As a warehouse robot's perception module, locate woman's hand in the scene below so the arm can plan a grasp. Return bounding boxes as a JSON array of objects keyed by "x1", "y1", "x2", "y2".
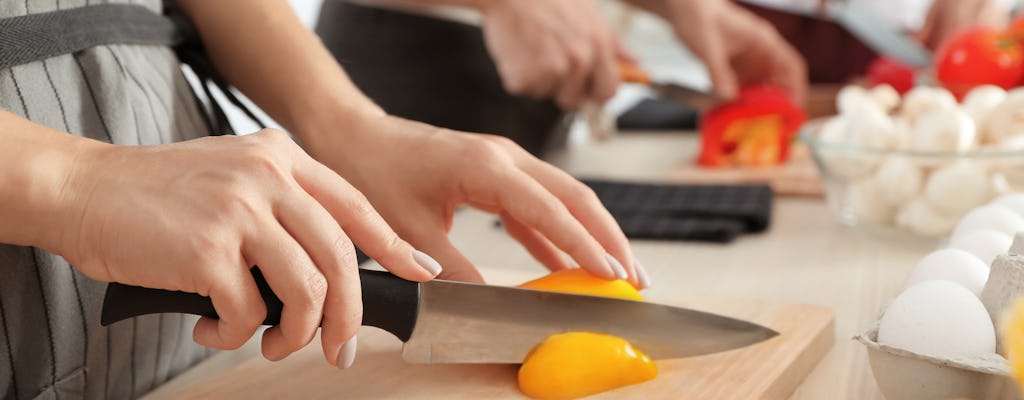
[
  {"x1": 918, "y1": 0, "x2": 1009, "y2": 50},
  {"x1": 57, "y1": 129, "x2": 442, "y2": 368},
  {"x1": 304, "y1": 115, "x2": 646, "y2": 288},
  {"x1": 478, "y1": 0, "x2": 631, "y2": 108},
  {"x1": 635, "y1": 0, "x2": 807, "y2": 103}
]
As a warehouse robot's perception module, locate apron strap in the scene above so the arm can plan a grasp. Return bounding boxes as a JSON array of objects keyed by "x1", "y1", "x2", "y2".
[{"x1": 0, "y1": 3, "x2": 265, "y2": 135}]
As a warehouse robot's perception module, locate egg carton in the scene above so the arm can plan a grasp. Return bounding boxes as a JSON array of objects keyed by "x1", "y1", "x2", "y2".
[{"x1": 857, "y1": 235, "x2": 1024, "y2": 399}]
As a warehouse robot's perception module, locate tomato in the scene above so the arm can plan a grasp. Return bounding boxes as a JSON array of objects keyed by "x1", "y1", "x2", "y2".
[
  {"x1": 1008, "y1": 14, "x2": 1024, "y2": 42},
  {"x1": 935, "y1": 27, "x2": 1024, "y2": 99},
  {"x1": 866, "y1": 57, "x2": 916, "y2": 95}
]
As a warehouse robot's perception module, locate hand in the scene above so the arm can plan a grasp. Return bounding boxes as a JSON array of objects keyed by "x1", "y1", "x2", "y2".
[
  {"x1": 478, "y1": 0, "x2": 630, "y2": 108},
  {"x1": 918, "y1": 0, "x2": 1009, "y2": 50},
  {"x1": 58, "y1": 130, "x2": 441, "y2": 367},
  {"x1": 305, "y1": 115, "x2": 645, "y2": 288},
  {"x1": 660, "y1": 0, "x2": 807, "y2": 103}
]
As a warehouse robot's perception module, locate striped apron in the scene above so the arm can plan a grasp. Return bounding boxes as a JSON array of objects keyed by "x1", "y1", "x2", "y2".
[{"x1": 0, "y1": 1, "x2": 216, "y2": 399}]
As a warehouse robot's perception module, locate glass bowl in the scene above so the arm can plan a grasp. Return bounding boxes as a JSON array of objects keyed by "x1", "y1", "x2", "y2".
[{"x1": 800, "y1": 117, "x2": 1024, "y2": 242}]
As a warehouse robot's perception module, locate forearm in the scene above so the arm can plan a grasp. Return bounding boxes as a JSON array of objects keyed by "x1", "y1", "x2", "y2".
[
  {"x1": 0, "y1": 111, "x2": 98, "y2": 252},
  {"x1": 176, "y1": 0, "x2": 385, "y2": 152}
]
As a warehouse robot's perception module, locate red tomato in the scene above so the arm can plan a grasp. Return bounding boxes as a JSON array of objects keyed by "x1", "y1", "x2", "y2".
[
  {"x1": 935, "y1": 27, "x2": 1024, "y2": 99},
  {"x1": 866, "y1": 57, "x2": 915, "y2": 94},
  {"x1": 1008, "y1": 14, "x2": 1024, "y2": 41}
]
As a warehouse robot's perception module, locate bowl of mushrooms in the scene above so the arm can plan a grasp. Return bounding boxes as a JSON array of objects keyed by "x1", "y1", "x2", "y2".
[{"x1": 801, "y1": 84, "x2": 1024, "y2": 241}]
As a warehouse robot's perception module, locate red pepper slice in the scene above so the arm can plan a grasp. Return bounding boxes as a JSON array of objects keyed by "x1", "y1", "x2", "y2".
[{"x1": 698, "y1": 85, "x2": 806, "y2": 168}]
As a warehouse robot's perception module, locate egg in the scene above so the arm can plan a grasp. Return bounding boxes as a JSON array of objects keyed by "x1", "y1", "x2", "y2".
[
  {"x1": 848, "y1": 180, "x2": 894, "y2": 224},
  {"x1": 873, "y1": 156, "x2": 923, "y2": 206},
  {"x1": 992, "y1": 193, "x2": 1024, "y2": 216},
  {"x1": 878, "y1": 280, "x2": 996, "y2": 357},
  {"x1": 896, "y1": 198, "x2": 958, "y2": 237},
  {"x1": 961, "y1": 85, "x2": 1007, "y2": 125},
  {"x1": 951, "y1": 203, "x2": 1024, "y2": 240},
  {"x1": 869, "y1": 84, "x2": 901, "y2": 112},
  {"x1": 912, "y1": 108, "x2": 976, "y2": 152},
  {"x1": 904, "y1": 249, "x2": 990, "y2": 295},
  {"x1": 923, "y1": 161, "x2": 991, "y2": 215},
  {"x1": 949, "y1": 229, "x2": 1013, "y2": 266},
  {"x1": 900, "y1": 86, "x2": 958, "y2": 124}
]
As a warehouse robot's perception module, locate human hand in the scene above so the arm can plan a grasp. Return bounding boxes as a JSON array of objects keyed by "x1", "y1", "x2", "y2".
[
  {"x1": 478, "y1": 0, "x2": 631, "y2": 108},
  {"x1": 659, "y1": 0, "x2": 807, "y2": 103},
  {"x1": 918, "y1": 0, "x2": 1009, "y2": 50},
  {"x1": 306, "y1": 115, "x2": 647, "y2": 288},
  {"x1": 58, "y1": 130, "x2": 441, "y2": 367}
]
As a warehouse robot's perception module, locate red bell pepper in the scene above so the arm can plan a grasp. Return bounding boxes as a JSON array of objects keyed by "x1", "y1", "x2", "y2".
[{"x1": 698, "y1": 85, "x2": 806, "y2": 168}]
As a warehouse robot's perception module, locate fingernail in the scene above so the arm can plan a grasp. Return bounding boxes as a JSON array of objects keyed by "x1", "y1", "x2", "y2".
[
  {"x1": 605, "y1": 253, "x2": 628, "y2": 280},
  {"x1": 412, "y1": 249, "x2": 443, "y2": 277},
  {"x1": 633, "y1": 259, "x2": 652, "y2": 289},
  {"x1": 337, "y1": 335, "x2": 358, "y2": 369}
]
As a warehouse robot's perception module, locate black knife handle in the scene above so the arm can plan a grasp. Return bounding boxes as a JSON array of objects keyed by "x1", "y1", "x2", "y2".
[{"x1": 100, "y1": 268, "x2": 420, "y2": 342}]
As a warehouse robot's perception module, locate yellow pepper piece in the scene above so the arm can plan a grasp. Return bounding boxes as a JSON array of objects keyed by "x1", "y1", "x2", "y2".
[
  {"x1": 1003, "y1": 298, "x2": 1024, "y2": 391},
  {"x1": 515, "y1": 269, "x2": 657, "y2": 400},
  {"x1": 517, "y1": 332, "x2": 658, "y2": 400},
  {"x1": 518, "y1": 269, "x2": 643, "y2": 301}
]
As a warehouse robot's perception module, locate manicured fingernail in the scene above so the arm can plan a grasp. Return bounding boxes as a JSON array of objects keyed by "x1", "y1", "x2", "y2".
[
  {"x1": 634, "y1": 259, "x2": 652, "y2": 289},
  {"x1": 337, "y1": 335, "x2": 357, "y2": 369},
  {"x1": 605, "y1": 253, "x2": 628, "y2": 280},
  {"x1": 412, "y1": 249, "x2": 443, "y2": 277}
]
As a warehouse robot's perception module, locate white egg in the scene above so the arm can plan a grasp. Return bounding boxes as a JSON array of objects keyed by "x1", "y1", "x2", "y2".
[
  {"x1": 992, "y1": 193, "x2": 1024, "y2": 216},
  {"x1": 912, "y1": 108, "x2": 976, "y2": 152},
  {"x1": 869, "y1": 84, "x2": 901, "y2": 112},
  {"x1": 837, "y1": 85, "x2": 872, "y2": 116},
  {"x1": 896, "y1": 198, "x2": 958, "y2": 237},
  {"x1": 961, "y1": 85, "x2": 1007, "y2": 125},
  {"x1": 923, "y1": 161, "x2": 991, "y2": 215},
  {"x1": 951, "y1": 203, "x2": 1024, "y2": 239},
  {"x1": 949, "y1": 229, "x2": 1013, "y2": 266},
  {"x1": 980, "y1": 95, "x2": 1024, "y2": 144},
  {"x1": 873, "y1": 156, "x2": 923, "y2": 206},
  {"x1": 900, "y1": 86, "x2": 958, "y2": 124},
  {"x1": 878, "y1": 280, "x2": 995, "y2": 357},
  {"x1": 905, "y1": 249, "x2": 989, "y2": 295},
  {"x1": 848, "y1": 180, "x2": 894, "y2": 224}
]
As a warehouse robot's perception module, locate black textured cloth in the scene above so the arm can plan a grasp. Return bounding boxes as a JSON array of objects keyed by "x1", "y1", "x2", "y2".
[{"x1": 582, "y1": 179, "x2": 774, "y2": 243}]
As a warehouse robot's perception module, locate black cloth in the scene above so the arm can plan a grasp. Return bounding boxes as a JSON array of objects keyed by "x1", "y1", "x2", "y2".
[
  {"x1": 314, "y1": 2, "x2": 568, "y2": 156},
  {"x1": 582, "y1": 179, "x2": 774, "y2": 243}
]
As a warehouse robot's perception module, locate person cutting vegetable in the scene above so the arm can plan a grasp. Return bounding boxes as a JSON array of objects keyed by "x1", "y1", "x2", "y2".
[
  {"x1": 316, "y1": 0, "x2": 808, "y2": 154},
  {"x1": 0, "y1": 1, "x2": 644, "y2": 399}
]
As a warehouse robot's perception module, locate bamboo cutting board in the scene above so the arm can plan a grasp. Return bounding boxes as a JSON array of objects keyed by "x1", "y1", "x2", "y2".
[{"x1": 167, "y1": 290, "x2": 834, "y2": 399}]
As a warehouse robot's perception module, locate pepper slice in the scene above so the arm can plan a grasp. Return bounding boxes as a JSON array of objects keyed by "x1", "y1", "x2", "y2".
[{"x1": 698, "y1": 85, "x2": 806, "y2": 168}]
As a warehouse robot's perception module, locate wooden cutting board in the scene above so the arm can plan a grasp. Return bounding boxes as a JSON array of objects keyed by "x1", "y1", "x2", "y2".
[
  {"x1": 167, "y1": 289, "x2": 834, "y2": 399},
  {"x1": 665, "y1": 143, "x2": 825, "y2": 198}
]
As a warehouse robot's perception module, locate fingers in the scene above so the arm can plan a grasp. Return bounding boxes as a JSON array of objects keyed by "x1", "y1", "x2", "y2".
[
  {"x1": 696, "y1": 28, "x2": 739, "y2": 100},
  {"x1": 500, "y1": 213, "x2": 574, "y2": 272},
  {"x1": 405, "y1": 223, "x2": 485, "y2": 283},
  {"x1": 243, "y1": 220, "x2": 326, "y2": 362},
  {"x1": 554, "y1": 38, "x2": 593, "y2": 109},
  {"x1": 590, "y1": 33, "x2": 622, "y2": 102},
  {"x1": 290, "y1": 156, "x2": 441, "y2": 282},
  {"x1": 275, "y1": 190, "x2": 362, "y2": 367},
  {"x1": 193, "y1": 261, "x2": 266, "y2": 350},
  {"x1": 516, "y1": 159, "x2": 641, "y2": 287},
  {"x1": 764, "y1": 31, "x2": 808, "y2": 105}
]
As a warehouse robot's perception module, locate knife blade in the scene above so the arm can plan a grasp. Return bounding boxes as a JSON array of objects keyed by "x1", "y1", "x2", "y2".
[
  {"x1": 101, "y1": 268, "x2": 777, "y2": 364},
  {"x1": 618, "y1": 60, "x2": 721, "y2": 112}
]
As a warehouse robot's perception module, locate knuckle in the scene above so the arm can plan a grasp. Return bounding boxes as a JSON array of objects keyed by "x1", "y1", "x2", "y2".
[
  {"x1": 462, "y1": 138, "x2": 506, "y2": 164},
  {"x1": 569, "y1": 182, "x2": 599, "y2": 204},
  {"x1": 300, "y1": 272, "x2": 329, "y2": 310}
]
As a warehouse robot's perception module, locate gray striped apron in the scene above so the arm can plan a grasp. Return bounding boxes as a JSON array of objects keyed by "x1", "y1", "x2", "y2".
[{"x1": 0, "y1": 1, "x2": 221, "y2": 399}]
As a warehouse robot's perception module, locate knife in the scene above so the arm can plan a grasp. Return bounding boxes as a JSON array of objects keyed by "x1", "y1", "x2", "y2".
[
  {"x1": 101, "y1": 268, "x2": 777, "y2": 364},
  {"x1": 618, "y1": 60, "x2": 721, "y2": 112}
]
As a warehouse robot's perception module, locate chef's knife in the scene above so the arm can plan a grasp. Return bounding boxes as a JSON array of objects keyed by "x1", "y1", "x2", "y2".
[
  {"x1": 101, "y1": 269, "x2": 777, "y2": 364},
  {"x1": 618, "y1": 60, "x2": 721, "y2": 112}
]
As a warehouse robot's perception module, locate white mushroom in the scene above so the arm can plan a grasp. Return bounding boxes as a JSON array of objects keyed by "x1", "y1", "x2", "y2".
[
  {"x1": 848, "y1": 179, "x2": 895, "y2": 224},
  {"x1": 869, "y1": 84, "x2": 901, "y2": 112},
  {"x1": 896, "y1": 197, "x2": 958, "y2": 236},
  {"x1": 836, "y1": 85, "x2": 873, "y2": 116},
  {"x1": 873, "y1": 156, "x2": 923, "y2": 206},
  {"x1": 900, "y1": 86, "x2": 958, "y2": 125},
  {"x1": 961, "y1": 85, "x2": 1006, "y2": 126},
  {"x1": 924, "y1": 161, "x2": 992, "y2": 215},
  {"x1": 912, "y1": 108, "x2": 976, "y2": 152},
  {"x1": 980, "y1": 94, "x2": 1024, "y2": 144}
]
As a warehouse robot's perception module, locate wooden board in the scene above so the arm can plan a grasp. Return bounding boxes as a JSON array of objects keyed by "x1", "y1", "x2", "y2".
[
  {"x1": 665, "y1": 143, "x2": 824, "y2": 198},
  {"x1": 168, "y1": 294, "x2": 834, "y2": 399}
]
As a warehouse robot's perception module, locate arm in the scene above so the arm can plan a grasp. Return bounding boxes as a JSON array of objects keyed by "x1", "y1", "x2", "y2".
[{"x1": 175, "y1": 0, "x2": 643, "y2": 286}]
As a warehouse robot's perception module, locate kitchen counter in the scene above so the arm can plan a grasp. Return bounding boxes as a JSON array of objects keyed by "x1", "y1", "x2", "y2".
[{"x1": 144, "y1": 132, "x2": 931, "y2": 399}]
